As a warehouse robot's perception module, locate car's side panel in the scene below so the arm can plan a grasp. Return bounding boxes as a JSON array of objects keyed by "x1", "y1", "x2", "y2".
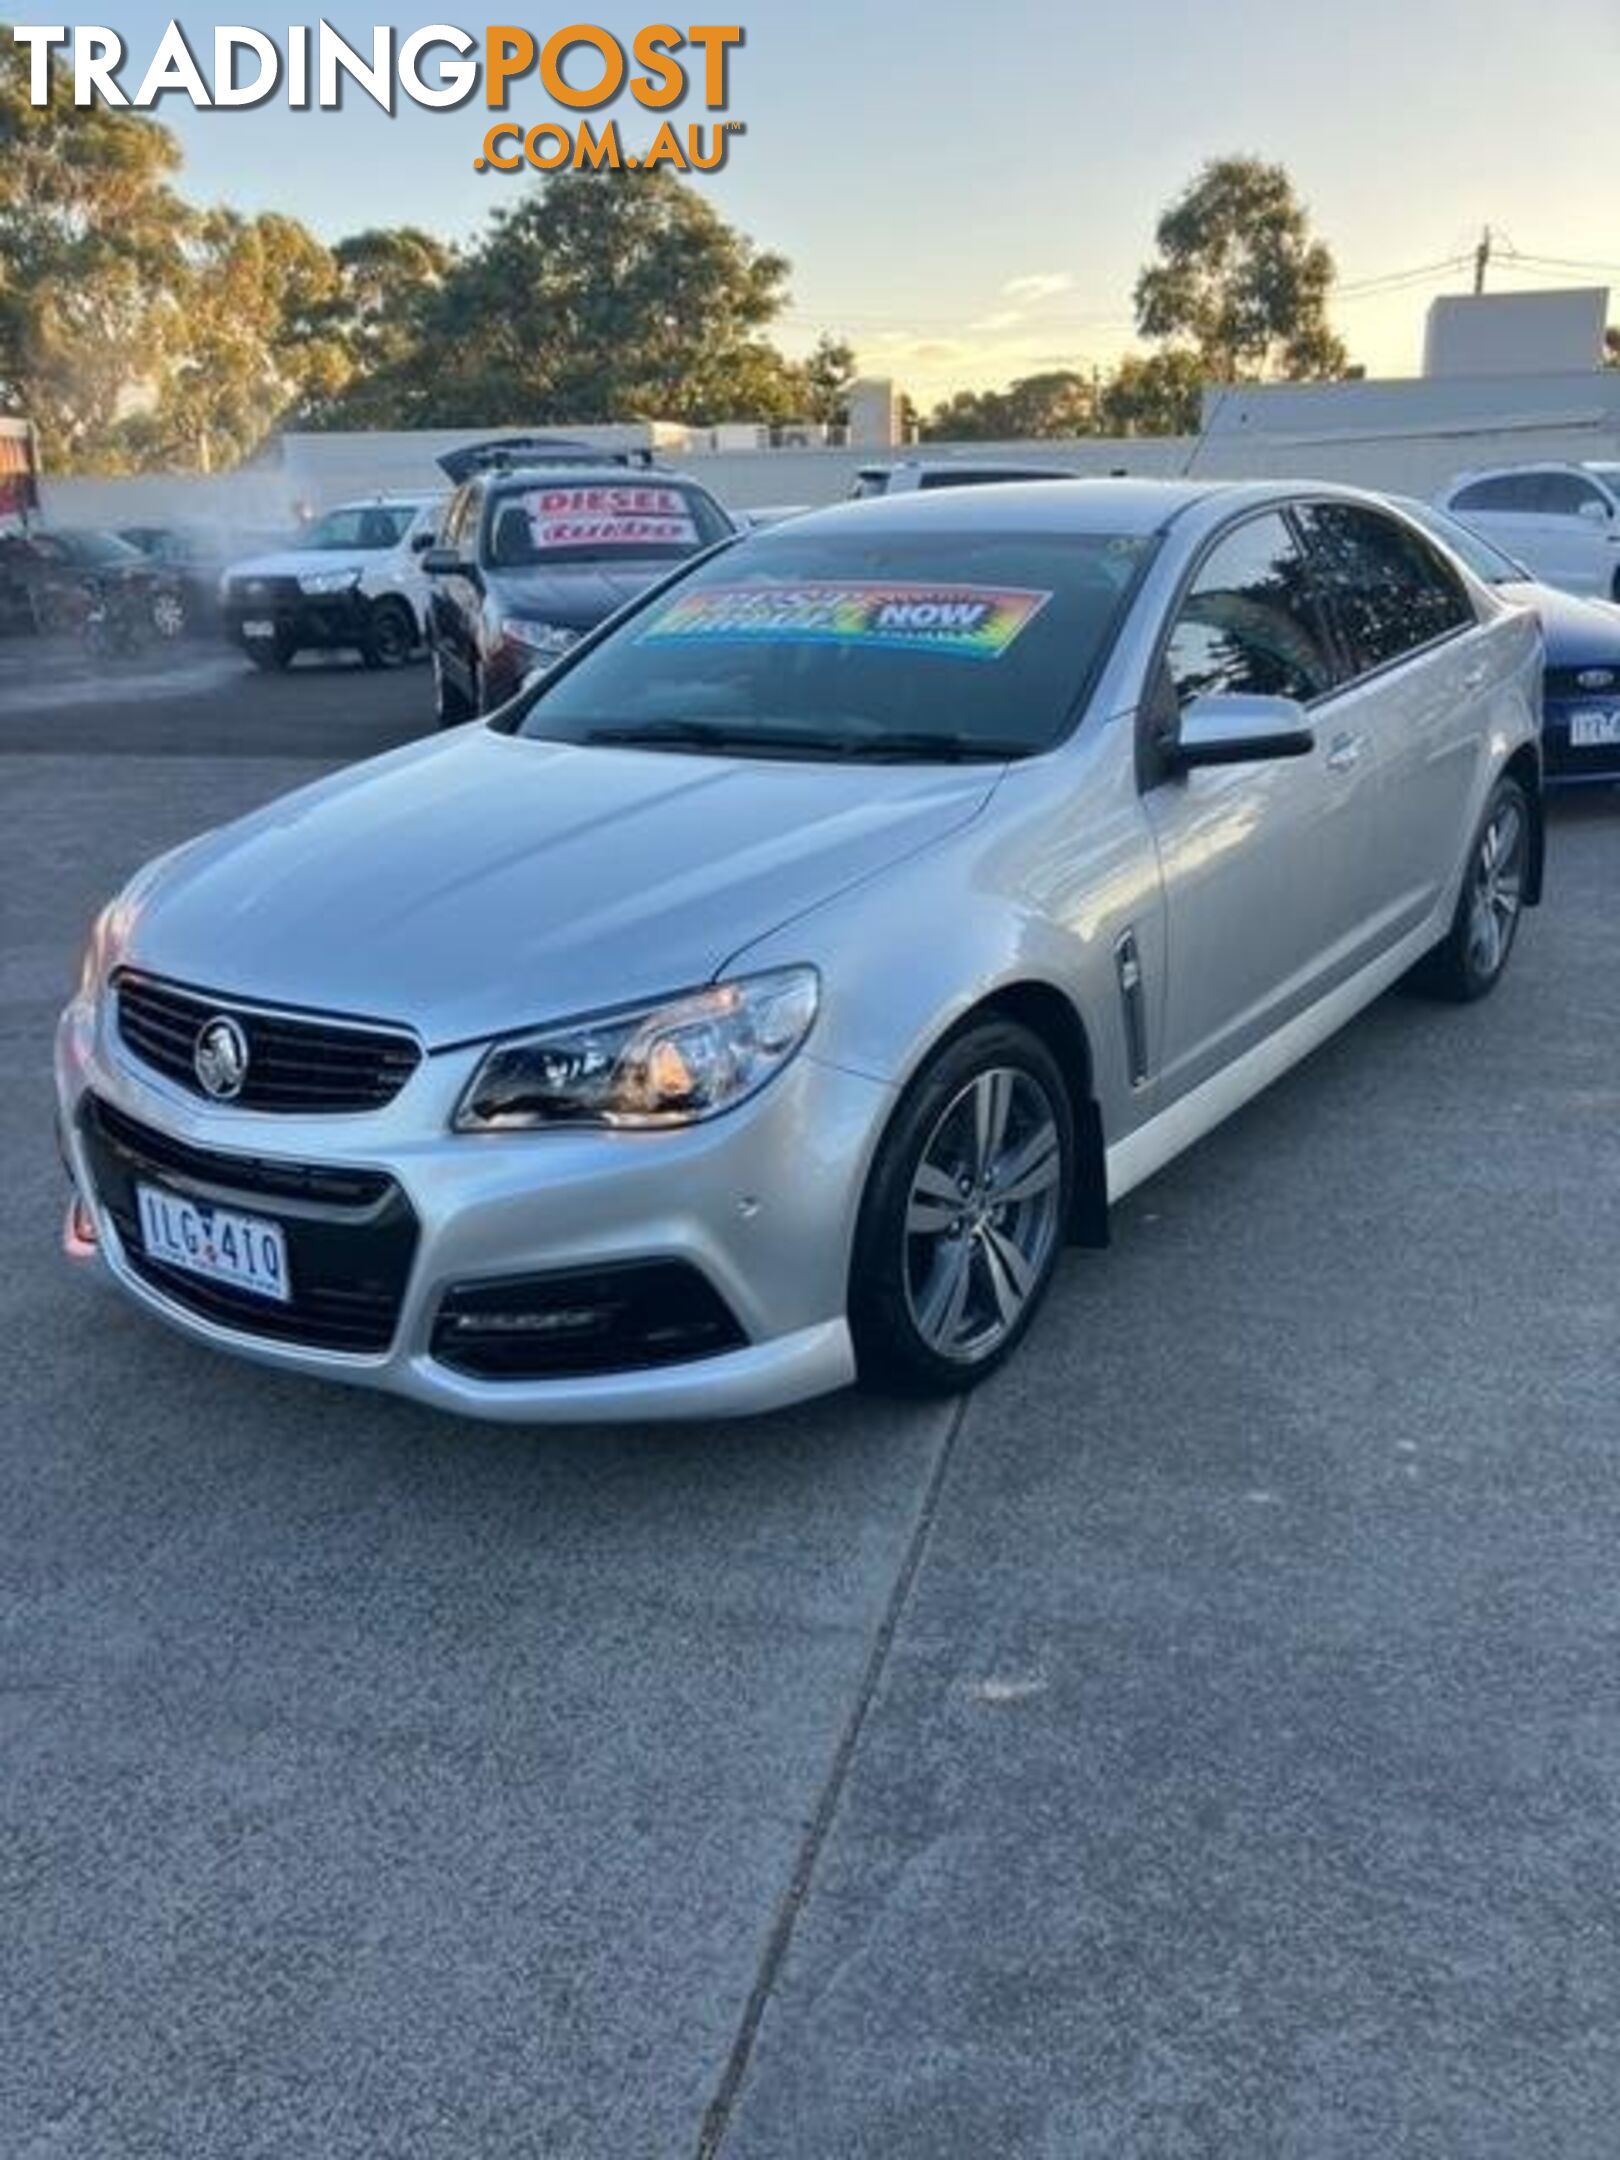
[{"x1": 722, "y1": 719, "x2": 1169, "y2": 1164}]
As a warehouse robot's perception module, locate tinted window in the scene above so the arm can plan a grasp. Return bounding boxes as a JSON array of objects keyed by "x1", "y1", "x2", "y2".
[
  {"x1": 53, "y1": 529, "x2": 145, "y2": 568},
  {"x1": 1296, "y1": 503, "x2": 1473, "y2": 676},
  {"x1": 299, "y1": 505, "x2": 418, "y2": 552},
  {"x1": 1392, "y1": 499, "x2": 1522, "y2": 583},
  {"x1": 483, "y1": 480, "x2": 729, "y2": 568},
  {"x1": 917, "y1": 468, "x2": 1067, "y2": 490},
  {"x1": 515, "y1": 526, "x2": 1159, "y2": 760},
  {"x1": 1534, "y1": 471, "x2": 1608, "y2": 516},
  {"x1": 1166, "y1": 512, "x2": 1337, "y2": 707},
  {"x1": 1451, "y1": 474, "x2": 1540, "y2": 513}
]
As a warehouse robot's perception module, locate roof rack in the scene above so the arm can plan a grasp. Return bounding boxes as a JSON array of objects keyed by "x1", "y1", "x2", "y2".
[{"x1": 437, "y1": 435, "x2": 663, "y2": 482}]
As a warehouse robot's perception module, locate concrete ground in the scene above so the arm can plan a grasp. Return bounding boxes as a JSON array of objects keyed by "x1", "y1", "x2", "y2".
[{"x1": 3, "y1": 642, "x2": 1619, "y2": 2159}]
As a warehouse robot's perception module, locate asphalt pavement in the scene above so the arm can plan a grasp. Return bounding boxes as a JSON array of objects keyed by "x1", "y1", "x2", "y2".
[{"x1": 4, "y1": 640, "x2": 1619, "y2": 2158}]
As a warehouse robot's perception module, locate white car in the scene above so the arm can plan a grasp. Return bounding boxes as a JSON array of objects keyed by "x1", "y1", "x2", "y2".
[
  {"x1": 849, "y1": 460, "x2": 1079, "y2": 500},
  {"x1": 221, "y1": 497, "x2": 444, "y2": 671},
  {"x1": 1438, "y1": 463, "x2": 1620, "y2": 600}
]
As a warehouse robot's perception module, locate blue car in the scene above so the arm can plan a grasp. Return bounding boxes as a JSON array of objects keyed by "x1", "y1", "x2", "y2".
[{"x1": 1398, "y1": 496, "x2": 1620, "y2": 784}]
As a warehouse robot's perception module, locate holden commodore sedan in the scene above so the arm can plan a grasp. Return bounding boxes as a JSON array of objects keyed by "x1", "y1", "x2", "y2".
[{"x1": 56, "y1": 482, "x2": 1543, "y2": 1422}]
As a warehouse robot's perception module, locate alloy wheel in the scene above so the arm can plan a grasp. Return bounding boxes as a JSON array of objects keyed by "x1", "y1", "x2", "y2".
[
  {"x1": 151, "y1": 591, "x2": 186, "y2": 639},
  {"x1": 1467, "y1": 796, "x2": 1524, "y2": 981},
  {"x1": 903, "y1": 1066, "x2": 1063, "y2": 1363}
]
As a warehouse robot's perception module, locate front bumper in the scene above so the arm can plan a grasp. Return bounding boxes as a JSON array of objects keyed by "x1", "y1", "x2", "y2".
[
  {"x1": 55, "y1": 993, "x2": 886, "y2": 1422},
  {"x1": 225, "y1": 588, "x2": 373, "y2": 656}
]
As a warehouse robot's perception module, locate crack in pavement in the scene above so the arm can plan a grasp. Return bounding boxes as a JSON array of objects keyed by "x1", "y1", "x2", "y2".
[{"x1": 693, "y1": 1391, "x2": 973, "y2": 2160}]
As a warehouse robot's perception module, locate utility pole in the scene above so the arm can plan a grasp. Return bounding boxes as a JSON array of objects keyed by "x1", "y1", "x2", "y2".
[{"x1": 1473, "y1": 225, "x2": 1492, "y2": 295}]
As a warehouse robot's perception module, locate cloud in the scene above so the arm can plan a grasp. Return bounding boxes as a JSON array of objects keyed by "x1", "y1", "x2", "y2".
[
  {"x1": 967, "y1": 308, "x2": 1025, "y2": 332},
  {"x1": 1002, "y1": 272, "x2": 1073, "y2": 303}
]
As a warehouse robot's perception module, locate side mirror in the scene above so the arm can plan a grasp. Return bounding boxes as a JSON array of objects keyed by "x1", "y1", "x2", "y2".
[
  {"x1": 1577, "y1": 497, "x2": 1611, "y2": 523},
  {"x1": 422, "y1": 546, "x2": 477, "y2": 585},
  {"x1": 410, "y1": 529, "x2": 437, "y2": 555},
  {"x1": 1174, "y1": 692, "x2": 1316, "y2": 768}
]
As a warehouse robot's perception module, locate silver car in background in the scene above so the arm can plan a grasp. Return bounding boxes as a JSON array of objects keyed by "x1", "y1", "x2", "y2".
[{"x1": 57, "y1": 481, "x2": 1542, "y2": 1422}]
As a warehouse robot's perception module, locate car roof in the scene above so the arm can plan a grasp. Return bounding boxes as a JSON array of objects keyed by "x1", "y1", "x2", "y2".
[{"x1": 785, "y1": 476, "x2": 1238, "y2": 538}]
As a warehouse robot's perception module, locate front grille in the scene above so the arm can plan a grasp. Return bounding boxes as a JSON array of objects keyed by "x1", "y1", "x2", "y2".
[
  {"x1": 431, "y1": 1262, "x2": 746, "y2": 1380},
  {"x1": 78, "y1": 1095, "x2": 418, "y2": 1355},
  {"x1": 116, "y1": 972, "x2": 421, "y2": 1115},
  {"x1": 1546, "y1": 665, "x2": 1620, "y2": 701},
  {"x1": 229, "y1": 574, "x2": 302, "y2": 607}
]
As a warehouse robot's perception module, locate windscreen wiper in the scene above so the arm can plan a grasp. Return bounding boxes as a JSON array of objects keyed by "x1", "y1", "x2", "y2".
[{"x1": 580, "y1": 721, "x2": 1016, "y2": 763}]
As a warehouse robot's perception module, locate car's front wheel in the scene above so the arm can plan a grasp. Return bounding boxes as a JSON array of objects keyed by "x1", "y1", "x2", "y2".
[
  {"x1": 432, "y1": 644, "x2": 474, "y2": 726},
  {"x1": 850, "y1": 1019, "x2": 1074, "y2": 1394},
  {"x1": 1414, "y1": 773, "x2": 1530, "y2": 1002},
  {"x1": 363, "y1": 599, "x2": 416, "y2": 670}
]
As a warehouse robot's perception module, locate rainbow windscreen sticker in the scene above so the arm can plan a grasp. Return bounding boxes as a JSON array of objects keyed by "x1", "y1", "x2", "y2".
[{"x1": 638, "y1": 581, "x2": 1052, "y2": 661}]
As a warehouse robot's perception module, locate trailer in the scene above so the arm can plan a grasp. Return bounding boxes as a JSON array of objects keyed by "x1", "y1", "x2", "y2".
[{"x1": 0, "y1": 417, "x2": 40, "y2": 525}]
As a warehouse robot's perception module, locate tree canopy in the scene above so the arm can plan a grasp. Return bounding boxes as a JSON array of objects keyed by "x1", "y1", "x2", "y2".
[
  {"x1": 923, "y1": 370, "x2": 1097, "y2": 442},
  {"x1": 1133, "y1": 155, "x2": 1347, "y2": 383},
  {"x1": 0, "y1": 37, "x2": 1354, "y2": 473}
]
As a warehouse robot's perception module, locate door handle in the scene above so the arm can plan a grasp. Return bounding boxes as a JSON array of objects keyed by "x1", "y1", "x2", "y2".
[{"x1": 1325, "y1": 732, "x2": 1366, "y2": 773}]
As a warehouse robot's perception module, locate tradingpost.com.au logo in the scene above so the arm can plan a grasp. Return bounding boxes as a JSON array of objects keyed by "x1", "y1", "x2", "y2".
[{"x1": 10, "y1": 21, "x2": 748, "y2": 174}]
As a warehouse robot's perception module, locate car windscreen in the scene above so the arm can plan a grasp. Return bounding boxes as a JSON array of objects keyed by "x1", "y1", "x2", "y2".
[
  {"x1": 55, "y1": 529, "x2": 146, "y2": 568},
  {"x1": 483, "y1": 481, "x2": 729, "y2": 569},
  {"x1": 298, "y1": 506, "x2": 419, "y2": 552},
  {"x1": 514, "y1": 526, "x2": 1158, "y2": 761}
]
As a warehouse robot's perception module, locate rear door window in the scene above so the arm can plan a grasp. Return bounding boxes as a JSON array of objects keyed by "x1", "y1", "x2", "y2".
[
  {"x1": 1294, "y1": 502, "x2": 1474, "y2": 678},
  {"x1": 1450, "y1": 474, "x2": 1542, "y2": 514}
]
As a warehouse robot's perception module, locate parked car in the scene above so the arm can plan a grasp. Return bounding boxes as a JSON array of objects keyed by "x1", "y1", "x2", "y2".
[
  {"x1": 57, "y1": 481, "x2": 1542, "y2": 1424},
  {"x1": 220, "y1": 497, "x2": 443, "y2": 671},
  {"x1": 849, "y1": 460, "x2": 1079, "y2": 499},
  {"x1": 423, "y1": 462, "x2": 736, "y2": 723},
  {"x1": 0, "y1": 525, "x2": 188, "y2": 641},
  {"x1": 1437, "y1": 461, "x2": 1620, "y2": 599},
  {"x1": 118, "y1": 523, "x2": 238, "y2": 634},
  {"x1": 1394, "y1": 495, "x2": 1620, "y2": 782}
]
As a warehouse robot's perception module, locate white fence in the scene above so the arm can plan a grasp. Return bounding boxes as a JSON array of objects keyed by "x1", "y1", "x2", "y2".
[{"x1": 36, "y1": 413, "x2": 1620, "y2": 531}]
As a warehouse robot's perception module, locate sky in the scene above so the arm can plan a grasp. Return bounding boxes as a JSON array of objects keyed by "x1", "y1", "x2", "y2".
[{"x1": 43, "y1": 1, "x2": 1620, "y2": 404}]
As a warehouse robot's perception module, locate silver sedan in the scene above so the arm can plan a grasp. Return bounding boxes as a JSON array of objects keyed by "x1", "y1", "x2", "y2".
[{"x1": 56, "y1": 481, "x2": 1543, "y2": 1421}]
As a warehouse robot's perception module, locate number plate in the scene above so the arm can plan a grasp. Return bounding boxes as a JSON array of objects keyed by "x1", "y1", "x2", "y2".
[
  {"x1": 241, "y1": 618, "x2": 277, "y2": 638},
  {"x1": 136, "y1": 1183, "x2": 290, "y2": 1304},
  {"x1": 1568, "y1": 707, "x2": 1620, "y2": 748}
]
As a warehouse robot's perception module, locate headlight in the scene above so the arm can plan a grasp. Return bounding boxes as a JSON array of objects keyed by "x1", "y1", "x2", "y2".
[
  {"x1": 297, "y1": 567, "x2": 362, "y2": 596},
  {"x1": 499, "y1": 617, "x2": 578, "y2": 662},
  {"x1": 453, "y1": 967, "x2": 820, "y2": 1132}
]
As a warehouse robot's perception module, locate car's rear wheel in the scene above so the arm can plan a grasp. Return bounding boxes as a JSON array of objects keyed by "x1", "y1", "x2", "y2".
[
  {"x1": 850, "y1": 1019, "x2": 1074, "y2": 1394},
  {"x1": 1413, "y1": 773, "x2": 1530, "y2": 1002},
  {"x1": 150, "y1": 589, "x2": 187, "y2": 640},
  {"x1": 433, "y1": 644, "x2": 474, "y2": 727},
  {"x1": 363, "y1": 599, "x2": 415, "y2": 670}
]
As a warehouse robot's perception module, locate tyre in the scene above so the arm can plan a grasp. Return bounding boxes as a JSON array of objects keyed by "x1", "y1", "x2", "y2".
[
  {"x1": 245, "y1": 635, "x2": 294, "y2": 672},
  {"x1": 150, "y1": 589, "x2": 187, "y2": 641},
  {"x1": 363, "y1": 599, "x2": 415, "y2": 670},
  {"x1": 433, "y1": 644, "x2": 474, "y2": 727},
  {"x1": 850, "y1": 1018, "x2": 1075, "y2": 1394},
  {"x1": 1412, "y1": 773, "x2": 1530, "y2": 1002}
]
